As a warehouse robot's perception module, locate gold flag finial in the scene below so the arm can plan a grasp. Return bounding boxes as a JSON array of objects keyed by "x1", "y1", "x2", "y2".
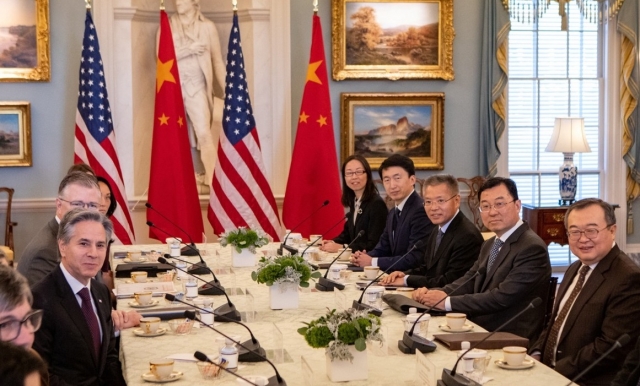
[
  {"x1": 233, "y1": 0, "x2": 238, "y2": 11},
  {"x1": 313, "y1": 0, "x2": 318, "y2": 12},
  {"x1": 85, "y1": 0, "x2": 91, "y2": 10},
  {"x1": 160, "y1": 0, "x2": 165, "y2": 11}
]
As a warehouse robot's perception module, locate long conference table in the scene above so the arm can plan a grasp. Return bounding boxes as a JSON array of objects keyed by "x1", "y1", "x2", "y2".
[{"x1": 111, "y1": 243, "x2": 571, "y2": 386}]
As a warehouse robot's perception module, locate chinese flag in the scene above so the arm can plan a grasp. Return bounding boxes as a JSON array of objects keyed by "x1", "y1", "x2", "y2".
[
  {"x1": 283, "y1": 14, "x2": 344, "y2": 238},
  {"x1": 147, "y1": 10, "x2": 204, "y2": 243}
]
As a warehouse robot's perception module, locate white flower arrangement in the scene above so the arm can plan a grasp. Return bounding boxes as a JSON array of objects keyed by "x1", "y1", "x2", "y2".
[{"x1": 219, "y1": 227, "x2": 269, "y2": 253}]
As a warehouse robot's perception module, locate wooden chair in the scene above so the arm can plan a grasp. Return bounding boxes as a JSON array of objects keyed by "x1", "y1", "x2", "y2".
[
  {"x1": 457, "y1": 176, "x2": 487, "y2": 231},
  {"x1": 0, "y1": 187, "x2": 17, "y2": 251},
  {"x1": 543, "y1": 276, "x2": 559, "y2": 331}
]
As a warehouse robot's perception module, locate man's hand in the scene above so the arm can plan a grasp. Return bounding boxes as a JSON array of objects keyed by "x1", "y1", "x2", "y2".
[
  {"x1": 352, "y1": 251, "x2": 372, "y2": 267},
  {"x1": 379, "y1": 271, "x2": 405, "y2": 286},
  {"x1": 320, "y1": 240, "x2": 341, "y2": 253},
  {"x1": 414, "y1": 289, "x2": 448, "y2": 310},
  {"x1": 112, "y1": 310, "x2": 142, "y2": 331}
]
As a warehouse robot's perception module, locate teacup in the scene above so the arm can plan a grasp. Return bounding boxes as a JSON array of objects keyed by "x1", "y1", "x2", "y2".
[
  {"x1": 309, "y1": 234, "x2": 323, "y2": 245},
  {"x1": 446, "y1": 313, "x2": 467, "y2": 330},
  {"x1": 140, "y1": 317, "x2": 161, "y2": 334},
  {"x1": 134, "y1": 291, "x2": 153, "y2": 306},
  {"x1": 150, "y1": 359, "x2": 174, "y2": 380},
  {"x1": 130, "y1": 271, "x2": 147, "y2": 283},
  {"x1": 128, "y1": 251, "x2": 144, "y2": 262},
  {"x1": 339, "y1": 269, "x2": 353, "y2": 280},
  {"x1": 339, "y1": 248, "x2": 352, "y2": 260},
  {"x1": 157, "y1": 271, "x2": 175, "y2": 282},
  {"x1": 502, "y1": 346, "x2": 527, "y2": 366},
  {"x1": 363, "y1": 266, "x2": 379, "y2": 280}
]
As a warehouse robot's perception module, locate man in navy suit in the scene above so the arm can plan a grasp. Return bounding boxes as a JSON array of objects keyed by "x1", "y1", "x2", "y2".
[
  {"x1": 32, "y1": 209, "x2": 126, "y2": 386},
  {"x1": 352, "y1": 154, "x2": 433, "y2": 272}
]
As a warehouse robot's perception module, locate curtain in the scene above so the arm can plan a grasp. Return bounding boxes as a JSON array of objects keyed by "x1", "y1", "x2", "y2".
[
  {"x1": 619, "y1": 0, "x2": 640, "y2": 232},
  {"x1": 479, "y1": 0, "x2": 511, "y2": 177}
]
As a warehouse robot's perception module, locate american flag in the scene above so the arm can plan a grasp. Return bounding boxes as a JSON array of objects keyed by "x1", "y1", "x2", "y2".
[
  {"x1": 208, "y1": 14, "x2": 282, "y2": 241},
  {"x1": 74, "y1": 10, "x2": 135, "y2": 244}
]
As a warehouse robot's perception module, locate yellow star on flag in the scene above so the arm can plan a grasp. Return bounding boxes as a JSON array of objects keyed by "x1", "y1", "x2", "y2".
[
  {"x1": 156, "y1": 58, "x2": 176, "y2": 92},
  {"x1": 317, "y1": 115, "x2": 327, "y2": 127},
  {"x1": 177, "y1": 116, "x2": 184, "y2": 127},
  {"x1": 306, "y1": 60, "x2": 322, "y2": 85},
  {"x1": 158, "y1": 114, "x2": 170, "y2": 125},
  {"x1": 299, "y1": 112, "x2": 309, "y2": 123}
]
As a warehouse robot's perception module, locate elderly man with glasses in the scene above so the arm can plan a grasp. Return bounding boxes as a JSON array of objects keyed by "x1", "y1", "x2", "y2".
[
  {"x1": 530, "y1": 198, "x2": 640, "y2": 385},
  {"x1": 0, "y1": 265, "x2": 42, "y2": 349}
]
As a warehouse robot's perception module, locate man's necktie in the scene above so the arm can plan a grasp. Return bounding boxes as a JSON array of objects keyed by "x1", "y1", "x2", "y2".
[
  {"x1": 392, "y1": 208, "x2": 400, "y2": 240},
  {"x1": 487, "y1": 238, "x2": 504, "y2": 271},
  {"x1": 78, "y1": 287, "x2": 101, "y2": 357},
  {"x1": 543, "y1": 265, "x2": 590, "y2": 366},
  {"x1": 435, "y1": 229, "x2": 444, "y2": 252}
]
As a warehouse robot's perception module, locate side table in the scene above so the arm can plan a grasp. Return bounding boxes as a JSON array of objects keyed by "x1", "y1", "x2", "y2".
[{"x1": 522, "y1": 204, "x2": 569, "y2": 246}]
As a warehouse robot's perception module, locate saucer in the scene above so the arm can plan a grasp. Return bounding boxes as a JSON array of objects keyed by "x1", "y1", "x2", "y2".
[
  {"x1": 438, "y1": 323, "x2": 474, "y2": 333},
  {"x1": 358, "y1": 275, "x2": 377, "y2": 280},
  {"x1": 495, "y1": 358, "x2": 535, "y2": 370},
  {"x1": 133, "y1": 327, "x2": 167, "y2": 337},
  {"x1": 128, "y1": 300, "x2": 159, "y2": 308},
  {"x1": 141, "y1": 371, "x2": 183, "y2": 383}
]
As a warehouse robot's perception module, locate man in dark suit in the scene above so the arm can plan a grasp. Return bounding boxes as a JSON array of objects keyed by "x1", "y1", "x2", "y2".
[
  {"x1": 530, "y1": 198, "x2": 640, "y2": 386},
  {"x1": 414, "y1": 177, "x2": 551, "y2": 341},
  {"x1": 18, "y1": 172, "x2": 102, "y2": 287},
  {"x1": 380, "y1": 174, "x2": 483, "y2": 288},
  {"x1": 352, "y1": 154, "x2": 433, "y2": 272},
  {"x1": 32, "y1": 209, "x2": 126, "y2": 386}
]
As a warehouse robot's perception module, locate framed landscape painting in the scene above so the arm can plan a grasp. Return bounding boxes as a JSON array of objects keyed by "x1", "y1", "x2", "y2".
[
  {"x1": 0, "y1": 102, "x2": 32, "y2": 167},
  {"x1": 341, "y1": 93, "x2": 444, "y2": 170},
  {"x1": 0, "y1": 0, "x2": 50, "y2": 82},
  {"x1": 331, "y1": 0, "x2": 454, "y2": 81}
]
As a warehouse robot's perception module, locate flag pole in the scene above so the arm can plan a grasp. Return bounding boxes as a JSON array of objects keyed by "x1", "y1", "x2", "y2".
[{"x1": 313, "y1": 0, "x2": 318, "y2": 12}]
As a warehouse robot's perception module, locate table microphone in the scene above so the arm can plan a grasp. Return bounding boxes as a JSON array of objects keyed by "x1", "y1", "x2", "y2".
[
  {"x1": 315, "y1": 230, "x2": 364, "y2": 292},
  {"x1": 438, "y1": 297, "x2": 542, "y2": 386},
  {"x1": 299, "y1": 213, "x2": 349, "y2": 258},
  {"x1": 194, "y1": 351, "x2": 259, "y2": 386},
  {"x1": 278, "y1": 199, "x2": 330, "y2": 255},
  {"x1": 162, "y1": 268, "x2": 241, "y2": 322},
  {"x1": 564, "y1": 333, "x2": 630, "y2": 386},
  {"x1": 399, "y1": 266, "x2": 487, "y2": 354},
  {"x1": 168, "y1": 296, "x2": 267, "y2": 363},
  {"x1": 352, "y1": 241, "x2": 423, "y2": 317},
  {"x1": 147, "y1": 220, "x2": 209, "y2": 275},
  {"x1": 146, "y1": 202, "x2": 200, "y2": 256},
  {"x1": 185, "y1": 311, "x2": 287, "y2": 386},
  {"x1": 161, "y1": 254, "x2": 224, "y2": 296}
]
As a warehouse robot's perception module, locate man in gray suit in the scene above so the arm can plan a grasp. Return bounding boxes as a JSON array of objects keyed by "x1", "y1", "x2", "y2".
[
  {"x1": 414, "y1": 177, "x2": 551, "y2": 341},
  {"x1": 18, "y1": 172, "x2": 102, "y2": 287}
]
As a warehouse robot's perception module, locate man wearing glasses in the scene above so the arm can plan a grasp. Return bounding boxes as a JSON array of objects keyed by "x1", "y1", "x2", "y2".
[
  {"x1": 0, "y1": 265, "x2": 42, "y2": 349},
  {"x1": 18, "y1": 171, "x2": 102, "y2": 287},
  {"x1": 380, "y1": 174, "x2": 483, "y2": 288},
  {"x1": 530, "y1": 198, "x2": 640, "y2": 385},
  {"x1": 413, "y1": 177, "x2": 551, "y2": 341}
]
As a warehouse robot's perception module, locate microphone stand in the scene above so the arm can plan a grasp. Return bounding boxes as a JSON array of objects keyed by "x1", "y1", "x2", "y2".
[
  {"x1": 315, "y1": 230, "x2": 364, "y2": 292},
  {"x1": 278, "y1": 200, "x2": 330, "y2": 255},
  {"x1": 438, "y1": 298, "x2": 542, "y2": 386},
  {"x1": 399, "y1": 267, "x2": 487, "y2": 354},
  {"x1": 299, "y1": 213, "x2": 348, "y2": 258},
  {"x1": 146, "y1": 202, "x2": 200, "y2": 256},
  {"x1": 564, "y1": 334, "x2": 630, "y2": 386},
  {"x1": 161, "y1": 254, "x2": 224, "y2": 296},
  {"x1": 352, "y1": 241, "x2": 423, "y2": 317},
  {"x1": 194, "y1": 351, "x2": 259, "y2": 386},
  {"x1": 185, "y1": 311, "x2": 287, "y2": 386},
  {"x1": 163, "y1": 269, "x2": 241, "y2": 322},
  {"x1": 147, "y1": 220, "x2": 209, "y2": 275},
  {"x1": 168, "y1": 295, "x2": 267, "y2": 363}
]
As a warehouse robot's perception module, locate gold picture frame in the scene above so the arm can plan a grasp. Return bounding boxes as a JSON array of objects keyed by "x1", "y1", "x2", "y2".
[
  {"x1": 341, "y1": 93, "x2": 444, "y2": 170},
  {"x1": 0, "y1": 102, "x2": 32, "y2": 167},
  {"x1": 0, "y1": 0, "x2": 50, "y2": 82},
  {"x1": 332, "y1": 0, "x2": 454, "y2": 81}
]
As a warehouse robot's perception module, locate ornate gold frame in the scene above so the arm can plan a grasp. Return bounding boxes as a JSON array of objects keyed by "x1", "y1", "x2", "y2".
[
  {"x1": 341, "y1": 93, "x2": 444, "y2": 170},
  {"x1": 0, "y1": 0, "x2": 50, "y2": 82},
  {"x1": 332, "y1": 0, "x2": 454, "y2": 81},
  {"x1": 0, "y1": 102, "x2": 32, "y2": 167}
]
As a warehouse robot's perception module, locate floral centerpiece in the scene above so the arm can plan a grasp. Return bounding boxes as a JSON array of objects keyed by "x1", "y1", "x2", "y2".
[
  {"x1": 297, "y1": 308, "x2": 383, "y2": 381},
  {"x1": 219, "y1": 227, "x2": 269, "y2": 267},
  {"x1": 251, "y1": 255, "x2": 321, "y2": 309}
]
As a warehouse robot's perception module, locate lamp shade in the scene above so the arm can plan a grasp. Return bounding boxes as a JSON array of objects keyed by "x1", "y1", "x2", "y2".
[{"x1": 545, "y1": 117, "x2": 591, "y2": 153}]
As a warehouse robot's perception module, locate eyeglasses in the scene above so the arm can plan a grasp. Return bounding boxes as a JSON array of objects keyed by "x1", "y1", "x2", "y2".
[
  {"x1": 424, "y1": 194, "x2": 458, "y2": 207},
  {"x1": 479, "y1": 200, "x2": 515, "y2": 212},
  {"x1": 0, "y1": 309, "x2": 43, "y2": 342},
  {"x1": 58, "y1": 197, "x2": 99, "y2": 210},
  {"x1": 345, "y1": 170, "x2": 365, "y2": 178},
  {"x1": 567, "y1": 225, "x2": 612, "y2": 241}
]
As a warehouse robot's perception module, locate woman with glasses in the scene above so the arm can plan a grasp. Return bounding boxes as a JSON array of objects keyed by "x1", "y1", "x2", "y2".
[
  {"x1": 320, "y1": 155, "x2": 388, "y2": 253},
  {"x1": 0, "y1": 266, "x2": 42, "y2": 349}
]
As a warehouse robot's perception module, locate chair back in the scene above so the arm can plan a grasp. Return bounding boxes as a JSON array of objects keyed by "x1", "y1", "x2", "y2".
[
  {"x1": 0, "y1": 187, "x2": 16, "y2": 251},
  {"x1": 543, "y1": 276, "x2": 559, "y2": 331},
  {"x1": 457, "y1": 176, "x2": 487, "y2": 230}
]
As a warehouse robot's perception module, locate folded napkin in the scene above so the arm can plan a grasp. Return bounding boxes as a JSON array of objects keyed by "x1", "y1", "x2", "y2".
[{"x1": 382, "y1": 294, "x2": 446, "y2": 316}]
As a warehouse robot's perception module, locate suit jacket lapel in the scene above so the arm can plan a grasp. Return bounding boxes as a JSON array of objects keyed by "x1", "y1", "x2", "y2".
[
  {"x1": 481, "y1": 224, "x2": 527, "y2": 292},
  {"x1": 91, "y1": 282, "x2": 109, "y2": 373},
  {"x1": 428, "y1": 213, "x2": 463, "y2": 270}
]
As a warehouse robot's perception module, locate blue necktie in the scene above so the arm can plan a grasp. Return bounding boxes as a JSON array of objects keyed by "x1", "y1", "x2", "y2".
[{"x1": 487, "y1": 238, "x2": 504, "y2": 271}]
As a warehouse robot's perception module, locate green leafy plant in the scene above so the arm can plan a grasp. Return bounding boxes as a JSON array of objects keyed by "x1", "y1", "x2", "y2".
[
  {"x1": 219, "y1": 227, "x2": 269, "y2": 253},
  {"x1": 297, "y1": 308, "x2": 383, "y2": 361},
  {"x1": 251, "y1": 255, "x2": 321, "y2": 288}
]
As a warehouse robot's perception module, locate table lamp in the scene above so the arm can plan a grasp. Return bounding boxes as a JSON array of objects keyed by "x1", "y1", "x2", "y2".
[{"x1": 545, "y1": 117, "x2": 591, "y2": 205}]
